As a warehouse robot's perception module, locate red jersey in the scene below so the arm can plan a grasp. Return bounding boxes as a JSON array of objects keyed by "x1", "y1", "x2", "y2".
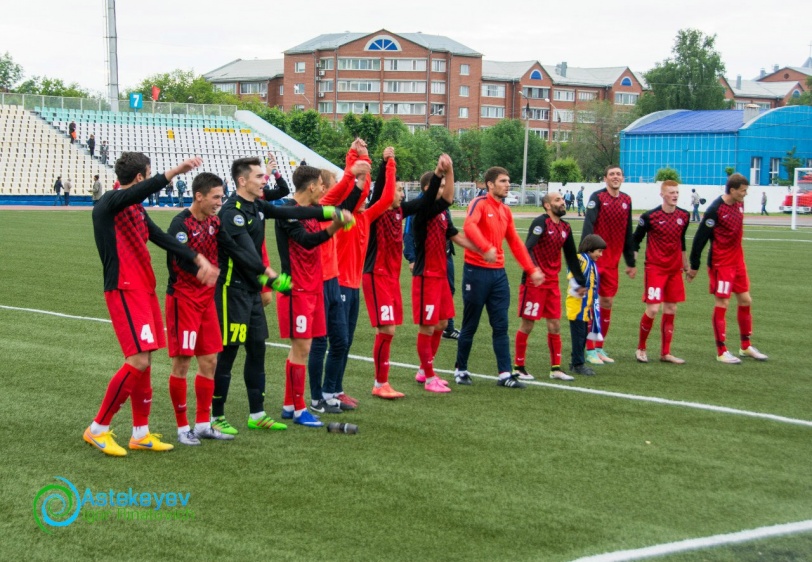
[
  {"x1": 689, "y1": 196, "x2": 745, "y2": 270},
  {"x1": 633, "y1": 206, "x2": 690, "y2": 272},
  {"x1": 412, "y1": 174, "x2": 457, "y2": 278},
  {"x1": 463, "y1": 193, "x2": 536, "y2": 273},
  {"x1": 92, "y1": 173, "x2": 197, "y2": 292},
  {"x1": 275, "y1": 202, "x2": 331, "y2": 293},
  {"x1": 364, "y1": 158, "x2": 402, "y2": 278},
  {"x1": 524, "y1": 215, "x2": 583, "y2": 287},
  {"x1": 581, "y1": 188, "x2": 636, "y2": 269},
  {"x1": 319, "y1": 150, "x2": 364, "y2": 281}
]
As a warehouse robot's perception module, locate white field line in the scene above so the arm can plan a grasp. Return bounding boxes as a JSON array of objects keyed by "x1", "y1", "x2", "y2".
[
  {"x1": 3, "y1": 304, "x2": 812, "y2": 429},
  {"x1": 572, "y1": 519, "x2": 812, "y2": 562}
]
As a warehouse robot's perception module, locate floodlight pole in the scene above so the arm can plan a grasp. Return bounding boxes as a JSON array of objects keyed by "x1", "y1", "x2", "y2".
[
  {"x1": 104, "y1": 0, "x2": 120, "y2": 112},
  {"x1": 520, "y1": 93, "x2": 530, "y2": 206}
]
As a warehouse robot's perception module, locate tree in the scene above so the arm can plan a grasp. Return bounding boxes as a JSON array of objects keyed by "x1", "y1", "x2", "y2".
[
  {"x1": 378, "y1": 117, "x2": 409, "y2": 146},
  {"x1": 456, "y1": 128, "x2": 483, "y2": 182},
  {"x1": 127, "y1": 69, "x2": 240, "y2": 105},
  {"x1": 287, "y1": 109, "x2": 322, "y2": 148},
  {"x1": 655, "y1": 167, "x2": 681, "y2": 182},
  {"x1": 788, "y1": 76, "x2": 812, "y2": 106},
  {"x1": 480, "y1": 119, "x2": 549, "y2": 183},
  {"x1": 255, "y1": 106, "x2": 289, "y2": 132},
  {"x1": 0, "y1": 52, "x2": 23, "y2": 92},
  {"x1": 636, "y1": 29, "x2": 728, "y2": 116},
  {"x1": 568, "y1": 101, "x2": 635, "y2": 181},
  {"x1": 782, "y1": 147, "x2": 802, "y2": 183},
  {"x1": 356, "y1": 113, "x2": 383, "y2": 153},
  {"x1": 550, "y1": 157, "x2": 583, "y2": 184},
  {"x1": 16, "y1": 76, "x2": 93, "y2": 98}
]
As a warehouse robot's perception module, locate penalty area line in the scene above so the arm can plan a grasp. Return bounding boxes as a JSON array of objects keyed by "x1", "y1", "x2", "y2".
[
  {"x1": 572, "y1": 519, "x2": 812, "y2": 562},
  {"x1": 4, "y1": 304, "x2": 812, "y2": 429}
]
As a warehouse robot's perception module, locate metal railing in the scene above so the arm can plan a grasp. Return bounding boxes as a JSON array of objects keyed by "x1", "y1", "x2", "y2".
[{"x1": 0, "y1": 93, "x2": 237, "y2": 117}]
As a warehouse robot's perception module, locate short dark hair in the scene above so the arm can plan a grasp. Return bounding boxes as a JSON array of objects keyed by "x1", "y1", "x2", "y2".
[
  {"x1": 484, "y1": 166, "x2": 508, "y2": 187},
  {"x1": 542, "y1": 192, "x2": 555, "y2": 209},
  {"x1": 231, "y1": 157, "x2": 262, "y2": 183},
  {"x1": 604, "y1": 165, "x2": 622, "y2": 177},
  {"x1": 419, "y1": 171, "x2": 434, "y2": 191},
  {"x1": 579, "y1": 234, "x2": 607, "y2": 254},
  {"x1": 320, "y1": 169, "x2": 336, "y2": 188},
  {"x1": 94, "y1": 174, "x2": 99, "y2": 180},
  {"x1": 292, "y1": 165, "x2": 322, "y2": 192},
  {"x1": 115, "y1": 152, "x2": 151, "y2": 184},
  {"x1": 192, "y1": 172, "x2": 223, "y2": 196},
  {"x1": 725, "y1": 172, "x2": 749, "y2": 194}
]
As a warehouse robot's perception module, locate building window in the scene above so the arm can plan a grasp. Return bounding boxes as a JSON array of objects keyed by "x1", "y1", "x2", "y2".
[
  {"x1": 240, "y1": 82, "x2": 267, "y2": 95},
  {"x1": 529, "y1": 69, "x2": 543, "y2": 80},
  {"x1": 480, "y1": 105, "x2": 505, "y2": 119},
  {"x1": 293, "y1": 104, "x2": 305, "y2": 111},
  {"x1": 432, "y1": 59, "x2": 447, "y2": 72},
  {"x1": 406, "y1": 124, "x2": 426, "y2": 133},
  {"x1": 553, "y1": 89, "x2": 575, "y2": 102},
  {"x1": 459, "y1": 107, "x2": 469, "y2": 118},
  {"x1": 460, "y1": 64, "x2": 470, "y2": 76},
  {"x1": 552, "y1": 130, "x2": 571, "y2": 142},
  {"x1": 337, "y1": 101, "x2": 380, "y2": 114},
  {"x1": 214, "y1": 83, "x2": 236, "y2": 94},
  {"x1": 769, "y1": 158, "x2": 780, "y2": 184},
  {"x1": 337, "y1": 58, "x2": 381, "y2": 71},
  {"x1": 522, "y1": 107, "x2": 549, "y2": 121},
  {"x1": 279, "y1": 85, "x2": 283, "y2": 96},
  {"x1": 319, "y1": 58, "x2": 334, "y2": 71},
  {"x1": 365, "y1": 35, "x2": 401, "y2": 51},
  {"x1": 318, "y1": 102, "x2": 333, "y2": 114},
  {"x1": 382, "y1": 103, "x2": 426, "y2": 115},
  {"x1": 318, "y1": 80, "x2": 333, "y2": 93},
  {"x1": 553, "y1": 109, "x2": 574, "y2": 123},
  {"x1": 523, "y1": 86, "x2": 550, "y2": 100},
  {"x1": 431, "y1": 81, "x2": 446, "y2": 95},
  {"x1": 383, "y1": 81, "x2": 427, "y2": 93},
  {"x1": 614, "y1": 92, "x2": 639, "y2": 105},
  {"x1": 531, "y1": 129, "x2": 549, "y2": 140},
  {"x1": 459, "y1": 85, "x2": 470, "y2": 97},
  {"x1": 293, "y1": 83, "x2": 305, "y2": 95},
  {"x1": 578, "y1": 91, "x2": 597, "y2": 101},
  {"x1": 481, "y1": 84, "x2": 506, "y2": 98},
  {"x1": 430, "y1": 103, "x2": 445, "y2": 116},
  {"x1": 757, "y1": 102, "x2": 771, "y2": 110},
  {"x1": 337, "y1": 80, "x2": 380, "y2": 92},
  {"x1": 294, "y1": 62, "x2": 305, "y2": 73},
  {"x1": 620, "y1": 77, "x2": 633, "y2": 86},
  {"x1": 750, "y1": 157, "x2": 761, "y2": 185},
  {"x1": 577, "y1": 110, "x2": 596, "y2": 123},
  {"x1": 384, "y1": 59, "x2": 427, "y2": 72}
]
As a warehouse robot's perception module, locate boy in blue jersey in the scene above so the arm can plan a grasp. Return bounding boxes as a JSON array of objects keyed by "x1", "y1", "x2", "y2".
[{"x1": 566, "y1": 234, "x2": 606, "y2": 377}]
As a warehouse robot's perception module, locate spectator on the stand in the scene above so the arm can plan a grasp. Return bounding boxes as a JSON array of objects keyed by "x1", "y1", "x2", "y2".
[
  {"x1": 53, "y1": 176, "x2": 64, "y2": 206},
  {"x1": 87, "y1": 134, "x2": 96, "y2": 158},
  {"x1": 92, "y1": 174, "x2": 103, "y2": 205},
  {"x1": 69, "y1": 121, "x2": 77, "y2": 144},
  {"x1": 99, "y1": 140, "x2": 109, "y2": 165},
  {"x1": 176, "y1": 178, "x2": 187, "y2": 207},
  {"x1": 165, "y1": 179, "x2": 175, "y2": 206},
  {"x1": 63, "y1": 178, "x2": 72, "y2": 206}
]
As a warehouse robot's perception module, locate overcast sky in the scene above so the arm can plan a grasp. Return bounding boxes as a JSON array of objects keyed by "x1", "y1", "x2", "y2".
[{"x1": 2, "y1": 0, "x2": 809, "y2": 95}]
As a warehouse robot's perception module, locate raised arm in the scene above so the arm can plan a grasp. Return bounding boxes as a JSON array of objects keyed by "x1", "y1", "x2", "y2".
[{"x1": 364, "y1": 151, "x2": 397, "y2": 222}]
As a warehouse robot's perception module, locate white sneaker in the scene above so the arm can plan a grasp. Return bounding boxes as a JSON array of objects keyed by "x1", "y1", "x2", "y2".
[
  {"x1": 635, "y1": 349, "x2": 649, "y2": 363},
  {"x1": 739, "y1": 346, "x2": 768, "y2": 361},
  {"x1": 549, "y1": 370, "x2": 575, "y2": 381},
  {"x1": 717, "y1": 351, "x2": 742, "y2": 364}
]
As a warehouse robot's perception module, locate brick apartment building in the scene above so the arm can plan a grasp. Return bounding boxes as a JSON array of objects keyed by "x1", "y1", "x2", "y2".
[{"x1": 203, "y1": 30, "x2": 646, "y2": 138}]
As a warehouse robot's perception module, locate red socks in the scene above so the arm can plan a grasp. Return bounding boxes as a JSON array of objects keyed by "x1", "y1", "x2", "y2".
[
  {"x1": 285, "y1": 360, "x2": 306, "y2": 411},
  {"x1": 548, "y1": 333, "x2": 561, "y2": 369},
  {"x1": 130, "y1": 366, "x2": 152, "y2": 427},
  {"x1": 431, "y1": 329, "x2": 443, "y2": 358},
  {"x1": 417, "y1": 332, "x2": 435, "y2": 379},
  {"x1": 194, "y1": 375, "x2": 214, "y2": 424},
  {"x1": 94, "y1": 363, "x2": 141, "y2": 425},
  {"x1": 661, "y1": 313, "x2": 675, "y2": 356},
  {"x1": 638, "y1": 313, "x2": 654, "y2": 350},
  {"x1": 169, "y1": 375, "x2": 188, "y2": 428},
  {"x1": 713, "y1": 306, "x2": 728, "y2": 355},
  {"x1": 373, "y1": 333, "x2": 393, "y2": 384},
  {"x1": 598, "y1": 308, "x2": 612, "y2": 348},
  {"x1": 515, "y1": 331, "x2": 529, "y2": 367},
  {"x1": 737, "y1": 306, "x2": 752, "y2": 349}
]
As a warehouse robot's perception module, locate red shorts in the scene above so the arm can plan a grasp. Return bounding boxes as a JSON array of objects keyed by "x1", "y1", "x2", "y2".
[
  {"x1": 709, "y1": 264, "x2": 749, "y2": 298},
  {"x1": 643, "y1": 267, "x2": 685, "y2": 304},
  {"x1": 363, "y1": 273, "x2": 403, "y2": 327},
  {"x1": 166, "y1": 294, "x2": 223, "y2": 357},
  {"x1": 518, "y1": 283, "x2": 561, "y2": 320},
  {"x1": 411, "y1": 275, "x2": 454, "y2": 325},
  {"x1": 105, "y1": 289, "x2": 165, "y2": 357},
  {"x1": 277, "y1": 291, "x2": 326, "y2": 339},
  {"x1": 597, "y1": 263, "x2": 619, "y2": 298}
]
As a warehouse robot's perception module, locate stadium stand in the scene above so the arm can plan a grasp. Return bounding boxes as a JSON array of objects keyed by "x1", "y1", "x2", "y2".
[{"x1": 0, "y1": 104, "x2": 116, "y2": 198}]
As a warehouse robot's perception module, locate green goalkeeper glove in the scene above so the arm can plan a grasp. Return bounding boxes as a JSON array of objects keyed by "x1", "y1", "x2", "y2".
[
  {"x1": 322, "y1": 206, "x2": 336, "y2": 220},
  {"x1": 258, "y1": 273, "x2": 292, "y2": 292}
]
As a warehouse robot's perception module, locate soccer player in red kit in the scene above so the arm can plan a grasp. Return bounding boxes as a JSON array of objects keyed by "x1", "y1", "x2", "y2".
[
  {"x1": 514, "y1": 192, "x2": 585, "y2": 381},
  {"x1": 688, "y1": 173, "x2": 768, "y2": 364},
  {"x1": 581, "y1": 165, "x2": 637, "y2": 364},
  {"x1": 275, "y1": 166, "x2": 355, "y2": 427},
  {"x1": 166, "y1": 172, "x2": 289, "y2": 445},
  {"x1": 632, "y1": 180, "x2": 690, "y2": 364},
  {"x1": 84, "y1": 153, "x2": 218, "y2": 456}
]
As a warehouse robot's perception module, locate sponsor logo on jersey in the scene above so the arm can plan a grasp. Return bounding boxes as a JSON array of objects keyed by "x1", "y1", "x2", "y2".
[
  {"x1": 258, "y1": 212, "x2": 265, "y2": 221},
  {"x1": 638, "y1": 218, "x2": 645, "y2": 227},
  {"x1": 209, "y1": 225, "x2": 215, "y2": 235},
  {"x1": 677, "y1": 218, "x2": 684, "y2": 225},
  {"x1": 233, "y1": 215, "x2": 245, "y2": 227},
  {"x1": 587, "y1": 201, "x2": 596, "y2": 209},
  {"x1": 622, "y1": 203, "x2": 628, "y2": 210},
  {"x1": 705, "y1": 219, "x2": 715, "y2": 227},
  {"x1": 533, "y1": 226, "x2": 543, "y2": 235},
  {"x1": 176, "y1": 232, "x2": 188, "y2": 243}
]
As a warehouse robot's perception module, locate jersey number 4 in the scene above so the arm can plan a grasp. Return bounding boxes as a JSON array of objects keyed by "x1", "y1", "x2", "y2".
[{"x1": 140, "y1": 324, "x2": 155, "y2": 343}]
